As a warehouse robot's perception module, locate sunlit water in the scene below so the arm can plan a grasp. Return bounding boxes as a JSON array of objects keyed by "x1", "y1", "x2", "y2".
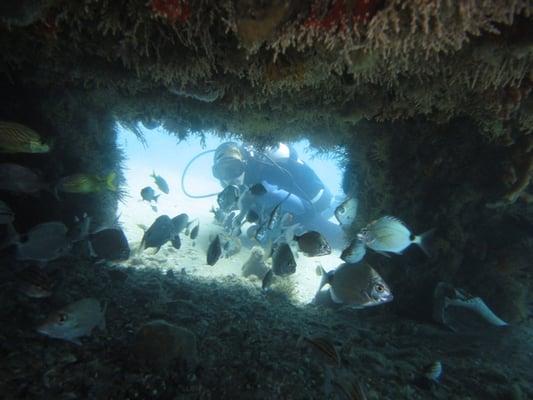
[{"x1": 116, "y1": 124, "x2": 347, "y2": 303}]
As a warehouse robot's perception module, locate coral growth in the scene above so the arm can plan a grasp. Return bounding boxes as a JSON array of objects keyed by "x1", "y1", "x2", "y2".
[{"x1": 149, "y1": 0, "x2": 190, "y2": 24}]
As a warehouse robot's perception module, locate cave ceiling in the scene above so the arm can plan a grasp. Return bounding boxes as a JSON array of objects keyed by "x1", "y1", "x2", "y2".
[{"x1": 0, "y1": 0, "x2": 531, "y2": 145}]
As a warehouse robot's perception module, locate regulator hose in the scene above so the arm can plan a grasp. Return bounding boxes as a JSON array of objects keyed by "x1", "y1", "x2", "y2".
[{"x1": 181, "y1": 149, "x2": 220, "y2": 198}]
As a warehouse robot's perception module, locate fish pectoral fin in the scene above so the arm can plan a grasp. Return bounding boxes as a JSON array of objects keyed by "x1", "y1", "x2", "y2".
[{"x1": 375, "y1": 250, "x2": 392, "y2": 258}]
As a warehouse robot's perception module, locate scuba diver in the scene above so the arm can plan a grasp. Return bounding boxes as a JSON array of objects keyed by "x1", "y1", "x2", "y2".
[{"x1": 211, "y1": 141, "x2": 344, "y2": 248}]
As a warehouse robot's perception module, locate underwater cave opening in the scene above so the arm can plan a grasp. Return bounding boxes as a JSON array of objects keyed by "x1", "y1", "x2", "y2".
[{"x1": 116, "y1": 122, "x2": 350, "y2": 303}]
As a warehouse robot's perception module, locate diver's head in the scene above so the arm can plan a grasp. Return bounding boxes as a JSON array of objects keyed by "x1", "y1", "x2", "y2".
[{"x1": 212, "y1": 142, "x2": 245, "y2": 183}]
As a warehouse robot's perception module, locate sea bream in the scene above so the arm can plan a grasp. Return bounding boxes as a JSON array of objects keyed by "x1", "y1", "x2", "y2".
[
  {"x1": 140, "y1": 186, "x2": 159, "y2": 203},
  {"x1": 140, "y1": 215, "x2": 173, "y2": 253},
  {"x1": 334, "y1": 197, "x2": 357, "y2": 226},
  {"x1": 36, "y1": 298, "x2": 107, "y2": 345},
  {"x1": 317, "y1": 263, "x2": 393, "y2": 309},
  {"x1": 15, "y1": 221, "x2": 72, "y2": 263},
  {"x1": 357, "y1": 216, "x2": 434, "y2": 257},
  {"x1": 340, "y1": 238, "x2": 366, "y2": 264},
  {"x1": 293, "y1": 231, "x2": 331, "y2": 257}
]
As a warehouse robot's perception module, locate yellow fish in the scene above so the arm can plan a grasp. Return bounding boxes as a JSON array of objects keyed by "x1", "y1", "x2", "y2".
[
  {"x1": 0, "y1": 121, "x2": 50, "y2": 153},
  {"x1": 57, "y1": 172, "x2": 117, "y2": 194}
]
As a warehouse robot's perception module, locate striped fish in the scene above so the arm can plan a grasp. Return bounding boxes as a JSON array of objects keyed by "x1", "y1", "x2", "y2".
[
  {"x1": 0, "y1": 121, "x2": 49, "y2": 153},
  {"x1": 57, "y1": 172, "x2": 117, "y2": 194},
  {"x1": 301, "y1": 336, "x2": 340, "y2": 367}
]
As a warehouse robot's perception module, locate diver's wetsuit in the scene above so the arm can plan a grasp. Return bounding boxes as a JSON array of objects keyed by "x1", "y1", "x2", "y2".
[{"x1": 242, "y1": 143, "x2": 332, "y2": 221}]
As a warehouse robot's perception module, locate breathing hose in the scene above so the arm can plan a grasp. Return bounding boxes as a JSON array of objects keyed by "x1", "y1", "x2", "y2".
[{"x1": 181, "y1": 149, "x2": 220, "y2": 199}]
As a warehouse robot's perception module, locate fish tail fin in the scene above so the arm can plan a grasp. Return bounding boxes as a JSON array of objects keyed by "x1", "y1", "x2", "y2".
[
  {"x1": 414, "y1": 228, "x2": 436, "y2": 257},
  {"x1": 105, "y1": 172, "x2": 117, "y2": 192},
  {"x1": 317, "y1": 266, "x2": 331, "y2": 292},
  {"x1": 154, "y1": 194, "x2": 160, "y2": 203}
]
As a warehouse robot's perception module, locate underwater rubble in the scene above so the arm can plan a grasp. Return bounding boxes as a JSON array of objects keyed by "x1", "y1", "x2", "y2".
[{"x1": 0, "y1": 249, "x2": 531, "y2": 399}]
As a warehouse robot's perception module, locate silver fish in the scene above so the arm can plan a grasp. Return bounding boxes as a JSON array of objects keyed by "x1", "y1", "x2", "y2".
[
  {"x1": 0, "y1": 163, "x2": 47, "y2": 194},
  {"x1": 334, "y1": 197, "x2": 357, "y2": 226},
  {"x1": 0, "y1": 200, "x2": 14, "y2": 224},
  {"x1": 422, "y1": 361, "x2": 442, "y2": 382},
  {"x1": 272, "y1": 242, "x2": 296, "y2": 276},
  {"x1": 217, "y1": 184, "x2": 240, "y2": 211},
  {"x1": 189, "y1": 223, "x2": 200, "y2": 240},
  {"x1": 294, "y1": 231, "x2": 331, "y2": 257},
  {"x1": 16, "y1": 221, "x2": 72, "y2": 263},
  {"x1": 37, "y1": 298, "x2": 107, "y2": 345},
  {"x1": 207, "y1": 234, "x2": 222, "y2": 266},
  {"x1": 340, "y1": 238, "x2": 366, "y2": 264},
  {"x1": 357, "y1": 216, "x2": 434, "y2": 257},
  {"x1": 318, "y1": 263, "x2": 393, "y2": 308},
  {"x1": 171, "y1": 213, "x2": 189, "y2": 233}
]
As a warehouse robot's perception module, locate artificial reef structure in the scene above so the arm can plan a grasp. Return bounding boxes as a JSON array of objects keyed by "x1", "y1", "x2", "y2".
[{"x1": 0, "y1": 0, "x2": 532, "y2": 335}]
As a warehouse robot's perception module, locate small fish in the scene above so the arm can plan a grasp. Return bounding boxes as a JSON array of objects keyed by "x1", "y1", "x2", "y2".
[
  {"x1": 171, "y1": 233, "x2": 181, "y2": 249},
  {"x1": 340, "y1": 238, "x2": 366, "y2": 264},
  {"x1": 0, "y1": 121, "x2": 50, "y2": 153},
  {"x1": 249, "y1": 183, "x2": 267, "y2": 196},
  {"x1": 299, "y1": 336, "x2": 340, "y2": 368},
  {"x1": 335, "y1": 197, "x2": 358, "y2": 226},
  {"x1": 151, "y1": 171, "x2": 169, "y2": 194},
  {"x1": 0, "y1": 163, "x2": 48, "y2": 194},
  {"x1": 245, "y1": 209, "x2": 259, "y2": 223},
  {"x1": 207, "y1": 234, "x2": 222, "y2": 266},
  {"x1": 141, "y1": 215, "x2": 173, "y2": 253},
  {"x1": 16, "y1": 221, "x2": 72, "y2": 263},
  {"x1": 141, "y1": 186, "x2": 159, "y2": 203},
  {"x1": 272, "y1": 242, "x2": 296, "y2": 276},
  {"x1": 189, "y1": 223, "x2": 200, "y2": 240},
  {"x1": 67, "y1": 213, "x2": 92, "y2": 243},
  {"x1": 36, "y1": 298, "x2": 107, "y2": 345},
  {"x1": 357, "y1": 216, "x2": 434, "y2": 257},
  {"x1": 17, "y1": 266, "x2": 54, "y2": 298},
  {"x1": 171, "y1": 213, "x2": 189, "y2": 234},
  {"x1": 0, "y1": 200, "x2": 14, "y2": 224},
  {"x1": 262, "y1": 269, "x2": 274, "y2": 290},
  {"x1": 422, "y1": 361, "x2": 442, "y2": 382},
  {"x1": 89, "y1": 228, "x2": 130, "y2": 261},
  {"x1": 217, "y1": 184, "x2": 240, "y2": 211},
  {"x1": 317, "y1": 263, "x2": 393, "y2": 308},
  {"x1": 57, "y1": 172, "x2": 117, "y2": 194},
  {"x1": 294, "y1": 231, "x2": 331, "y2": 256}
]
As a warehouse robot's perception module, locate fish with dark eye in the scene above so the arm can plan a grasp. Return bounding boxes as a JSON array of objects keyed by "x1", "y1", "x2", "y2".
[
  {"x1": 89, "y1": 228, "x2": 130, "y2": 261},
  {"x1": 36, "y1": 298, "x2": 107, "y2": 345},
  {"x1": 141, "y1": 186, "x2": 159, "y2": 203},
  {"x1": 217, "y1": 184, "x2": 240, "y2": 211},
  {"x1": 249, "y1": 183, "x2": 267, "y2": 196},
  {"x1": 357, "y1": 216, "x2": 434, "y2": 257},
  {"x1": 0, "y1": 121, "x2": 50, "y2": 153},
  {"x1": 207, "y1": 234, "x2": 222, "y2": 266},
  {"x1": 0, "y1": 200, "x2": 14, "y2": 224},
  {"x1": 317, "y1": 263, "x2": 393, "y2": 308},
  {"x1": 294, "y1": 231, "x2": 331, "y2": 257},
  {"x1": 150, "y1": 171, "x2": 169, "y2": 194},
  {"x1": 141, "y1": 215, "x2": 172, "y2": 253},
  {"x1": 56, "y1": 172, "x2": 117, "y2": 194},
  {"x1": 171, "y1": 213, "x2": 189, "y2": 234},
  {"x1": 340, "y1": 238, "x2": 366, "y2": 264},
  {"x1": 15, "y1": 221, "x2": 72, "y2": 263},
  {"x1": 334, "y1": 197, "x2": 358, "y2": 226},
  {"x1": 0, "y1": 163, "x2": 48, "y2": 194},
  {"x1": 189, "y1": 223, "x2": 200, "y2": 240},
  {"x1": 272, "y1": 242, "x2": 296, "y2": 276}
]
